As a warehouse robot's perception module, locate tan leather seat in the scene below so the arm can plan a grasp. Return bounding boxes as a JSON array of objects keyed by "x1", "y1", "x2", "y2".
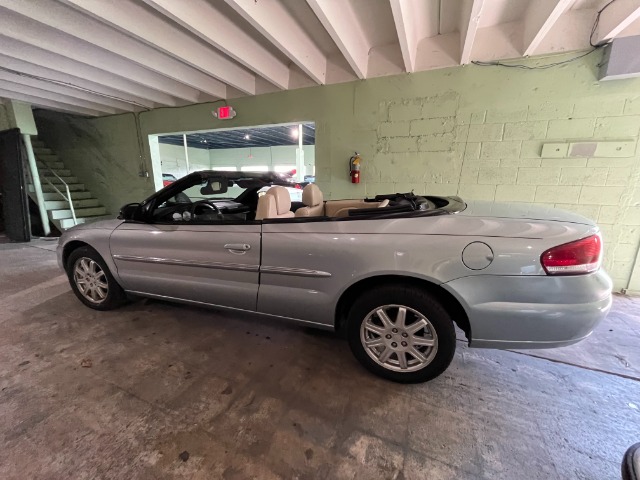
[
  {"x1": 255, "y1": 186, "x2": 295, "y2": 220},
  {"x1": 295, "y1": 184, "x2": 324, "y2": 217},
  {"x1": 331, "y1": 199, "x2": 390, "y2": 218}
]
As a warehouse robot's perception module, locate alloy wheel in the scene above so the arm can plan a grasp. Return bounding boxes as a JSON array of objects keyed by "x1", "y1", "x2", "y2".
[
  {"x1": 360, "y1": 304, "x2": 438, "y2": 372},
  {"x1": 73, "y1": 257, "x2": 108, "y2": 304}
]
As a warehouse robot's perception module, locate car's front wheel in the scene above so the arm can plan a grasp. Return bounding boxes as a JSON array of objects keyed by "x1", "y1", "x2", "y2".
[
  {"x1": 66, "y1": 246, "x2": 126, "y2": 310},
  {"x1": 347, "y1": 285, "x2": 456, "y2": 383}
]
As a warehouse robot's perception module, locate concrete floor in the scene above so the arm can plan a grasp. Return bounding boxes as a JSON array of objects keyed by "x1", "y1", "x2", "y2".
[{"x1": 0, "y1": 239, "x2": 639, "y2": 480}]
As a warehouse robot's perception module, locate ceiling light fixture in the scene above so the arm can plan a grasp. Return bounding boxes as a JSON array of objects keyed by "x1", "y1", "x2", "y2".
[
  {"x1": 244, "y1": 134, "x2": 250, "y2": 140},
  {"x1": 291, "y1": 128, "x2": 299, "y2": 139}
]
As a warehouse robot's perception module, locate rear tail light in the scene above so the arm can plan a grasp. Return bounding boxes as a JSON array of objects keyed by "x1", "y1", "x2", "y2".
[{"x1": 541, "y1": 234, "x2": 602, "y2": 275}]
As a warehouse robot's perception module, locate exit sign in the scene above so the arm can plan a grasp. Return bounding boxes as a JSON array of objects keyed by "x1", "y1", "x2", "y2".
[{"x1": 213, "y1": 105, "x2": 236, "y2": 120}]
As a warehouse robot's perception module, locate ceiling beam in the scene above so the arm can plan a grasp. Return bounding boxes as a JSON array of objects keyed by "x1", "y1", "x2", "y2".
[
  {"x1": 65, "y1": 0, "x2": 256, "y2": 95},
  {"x1": 0, "y1": 0, "x2": 226, "y2": 99},
  {"x1": 305, "y1": 0, "x2": 369, "y2": 79},
  {"x1": 0, "y1": 89, "x2": 102, "y2": 117},
  {"x1": 0, "y1": 9, "x2": 201, "y2": 103},
  {"x1": 0, "y1": 36, "x2": 176, "y2": 107},
  {"x1": 0, "y1": 69, "x2": 134, "y2": 112},
  {"x1": 459, "y1": 0, "x2": 485, "y2": 65},
  {"x1": 223, "y1": 0, "x2": 326, "y2": 85},
  {"x1": 0, "y1": 54, "x2": 142, "y2": 111},
  {"x1": 593, "y1": 0, "x2": 640, "y2": 45},
  {"x1": 390, "y1": 0, "x2": 418, "y2": 73},
  {"x1": 523, "y1": 0, "x2": 573, "y2": 56},
  {"x1": 143, "y1": 0, "x2": 289, "y2": 90},
  {"x1": 0, "y1": 79, "x2": 119, "y2": 114}
]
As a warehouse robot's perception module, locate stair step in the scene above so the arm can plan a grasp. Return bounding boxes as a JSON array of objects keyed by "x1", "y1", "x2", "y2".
[
  {"x1": 44, "y1": 198, "x2": 101, "y2": 210},
  {"x1": 39, "y1": 169, "x2": 71, "y2": 177},
  {"x1": 42, "y1": 191, "x2": 92, "y2": 201},
  {"x1": 33, "y1": 147, "x2": 53, "y2": 155},
  {"x1": 51, "y1": 206, "x2": 107, "y2": 220},
  {"x1": 58, "y1": 214, "x2": 112, "y2": 230},
  {"x1": 35, "y1": 154, "x2": 58, "y2": 161},
  {"x1": 30, "y1": 183, "x2": 85, "y2": 193},
  {"x1": 42, "y1": 175, "x2": 78, "y2": 185},
  {"x1": 39, "y1": 161, "x2": 65, "y2": 169},
  {"x1": 25, "y1": 142, "x2": 112, "y2": 231},
  {"x1": 58, "y1": 218, "x2": 84, "y2": 229}
]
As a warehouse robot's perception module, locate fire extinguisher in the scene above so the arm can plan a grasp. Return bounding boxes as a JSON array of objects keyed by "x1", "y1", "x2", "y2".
[{"x1": 349, "y1": 152, "x2": 361, "y2": 184}]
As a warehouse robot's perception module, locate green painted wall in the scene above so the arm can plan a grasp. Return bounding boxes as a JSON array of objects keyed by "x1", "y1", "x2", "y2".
[
  {"x1": 5, "y1": 100, "x2": 38, "y2": 135},
  {"x1": 35, "y1": 112, "x2": 149, "y2": 216},
  {"x1": 33, "y1": 51, "x2": 640, "y2": 291},
  {"x1": 158, "y1": 143, "x2": 210, "y2": 177}
]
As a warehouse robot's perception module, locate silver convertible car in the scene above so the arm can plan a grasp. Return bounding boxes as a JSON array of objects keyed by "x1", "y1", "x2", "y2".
[{"x1": 57, "y1": 171, "x2": 612, "y2": 383}]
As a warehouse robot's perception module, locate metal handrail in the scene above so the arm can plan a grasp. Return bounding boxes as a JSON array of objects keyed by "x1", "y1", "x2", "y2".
[{"x1": 35, "y1": 159, "x2": 77, "y2": 226}]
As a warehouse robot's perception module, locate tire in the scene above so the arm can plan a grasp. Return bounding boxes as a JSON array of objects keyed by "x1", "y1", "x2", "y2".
[
  {"x1": 66, "y1": 246, "x2": 127, "y2": 311},
  {"x1": 347, "y1": 285, "x2": 456, "y2": 383},
  {"x1": 622, "y1": 442, "x2": 640, "y2": 480}
]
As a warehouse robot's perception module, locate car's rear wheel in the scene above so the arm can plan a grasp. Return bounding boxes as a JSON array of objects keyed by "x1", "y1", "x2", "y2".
[
  {"x1": 347, "y1": 285, "x2": 456, "y2": 383},
  {"x1": 66, "y1": 246, "x2": 126, "y2": 310}
]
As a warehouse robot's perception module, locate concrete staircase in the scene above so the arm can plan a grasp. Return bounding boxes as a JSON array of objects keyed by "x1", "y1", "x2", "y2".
[{"x1": 27, "y1": 138, "x2": 110, "y2": 231}]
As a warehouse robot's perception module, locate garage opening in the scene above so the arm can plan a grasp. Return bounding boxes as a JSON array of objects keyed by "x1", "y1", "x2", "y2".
[{"x1": 148, "y1": 123, "x2": 315, "y2": 193}]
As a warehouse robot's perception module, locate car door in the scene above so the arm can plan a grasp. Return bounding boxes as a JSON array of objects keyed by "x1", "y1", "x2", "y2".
[
  {"x1": 110, "y1": 222, "x2": 261, "y2": 310},
  {"x1": 258, "y1": 220, "x2": 344, "y2": 327},
  {"x1": 109, "y1": 173, "x2": 261, "y2": 311}
]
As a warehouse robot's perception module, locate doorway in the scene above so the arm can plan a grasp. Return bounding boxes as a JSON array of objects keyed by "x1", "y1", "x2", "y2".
[{"x1": 148, "y1": 123, "x2": 315, "y2": 193}]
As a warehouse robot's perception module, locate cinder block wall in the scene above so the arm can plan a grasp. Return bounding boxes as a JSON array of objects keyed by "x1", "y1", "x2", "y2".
[
  {"x1": 34, "y1": 51, "x2": 640, "y2": 291},
  {"x1": 361, "y1": 92, "x2": 640, "y2": 289}
]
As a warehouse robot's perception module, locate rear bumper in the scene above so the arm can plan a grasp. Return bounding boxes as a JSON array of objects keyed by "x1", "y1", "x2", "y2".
[{"x1": 442, "y1": 270, "x2": 612, "y2": 349}]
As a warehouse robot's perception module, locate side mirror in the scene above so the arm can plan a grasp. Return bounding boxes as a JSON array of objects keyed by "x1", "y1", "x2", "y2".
[{"x1": 118, "y1": 202, "x2": 141, "y2": 221}]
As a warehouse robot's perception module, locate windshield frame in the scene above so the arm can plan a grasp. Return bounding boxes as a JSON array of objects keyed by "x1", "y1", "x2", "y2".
[{"x1": 139, "y1": 171, "x2": 296, "y2": 222}]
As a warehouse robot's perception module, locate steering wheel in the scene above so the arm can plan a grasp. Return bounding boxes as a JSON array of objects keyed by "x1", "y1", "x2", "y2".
[{"x1": 189, "y1": 200, "x2": 223, "y2": 220}]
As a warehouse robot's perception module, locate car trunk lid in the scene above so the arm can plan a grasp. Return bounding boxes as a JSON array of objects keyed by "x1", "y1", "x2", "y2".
[{"x1": 458, "y1": 200, "x2": 596, "y2": 226}]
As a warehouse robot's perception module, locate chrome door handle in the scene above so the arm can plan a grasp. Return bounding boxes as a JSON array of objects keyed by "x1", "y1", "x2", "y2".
[{"x1": 224, "y1": 243, "x2": 251, "y2": 251}]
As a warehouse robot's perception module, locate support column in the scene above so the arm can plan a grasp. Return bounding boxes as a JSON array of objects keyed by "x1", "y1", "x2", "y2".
[
  {"x1": 23, "y1": 134, "x2": 50, "y2": 236},
  {"x1": 296, "y1": 124, "x2": 304, "y2": 182},
  {"x1": 183, "y1": 134, "x2": 190, "y2": 175}
]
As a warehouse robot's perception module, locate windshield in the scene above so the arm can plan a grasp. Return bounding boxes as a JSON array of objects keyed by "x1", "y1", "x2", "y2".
[
  {"x1": 182, "y1": 180, "x2": 245, "y2": 201},
  {"x1": 158, "y1": 178, "x2": 248, "y2": 208}
]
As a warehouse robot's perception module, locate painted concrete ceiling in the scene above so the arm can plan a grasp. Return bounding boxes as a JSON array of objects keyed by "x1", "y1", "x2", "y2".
[{"x1": 0, "y1": 0, "x2": 638, "y2": 117}]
